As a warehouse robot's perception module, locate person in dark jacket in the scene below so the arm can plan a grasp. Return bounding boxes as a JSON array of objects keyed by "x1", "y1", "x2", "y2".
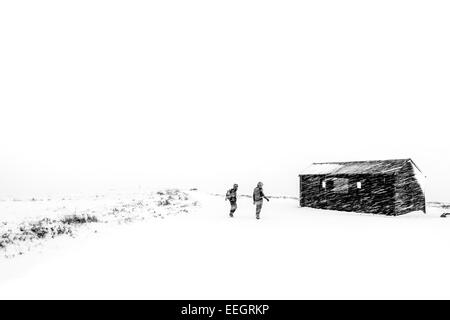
[
  {"x1": 253, "y1": 182, "x2": 269, "y2": 220},
  {"x1": 226, "y1": 184, "x2": 239, "y2": 217}
]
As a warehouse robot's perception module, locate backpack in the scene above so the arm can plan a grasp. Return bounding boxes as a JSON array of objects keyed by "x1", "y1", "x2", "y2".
[
  {"x1": 253, "y1": 187, "x2": 263, "y2": 201},
  {"x1": 226, "y1": 189, "x2": 236, "y2": 201}
]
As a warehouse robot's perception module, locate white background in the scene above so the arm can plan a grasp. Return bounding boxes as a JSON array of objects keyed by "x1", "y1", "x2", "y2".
[{"x1": 1, "y1": 1, "x2": 449, "y2": 200}]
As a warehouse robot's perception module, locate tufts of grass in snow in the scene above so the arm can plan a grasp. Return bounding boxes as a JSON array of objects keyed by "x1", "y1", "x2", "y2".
[{"x1": 0, "y1": 189, "x2": 198, "y2": 258}]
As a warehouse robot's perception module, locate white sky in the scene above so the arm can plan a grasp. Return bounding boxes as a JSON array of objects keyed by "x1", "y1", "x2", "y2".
[{"x1": 1, "y1": 1, "x2": 449, "y2": 201}]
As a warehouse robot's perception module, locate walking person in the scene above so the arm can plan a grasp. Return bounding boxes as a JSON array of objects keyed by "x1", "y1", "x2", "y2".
[
  {"x1": 253, "y1": 182, "x2": 269, "y2": 220},
  {"x1": 226, "y1": 184, "x2": 239, "y2": 217}
]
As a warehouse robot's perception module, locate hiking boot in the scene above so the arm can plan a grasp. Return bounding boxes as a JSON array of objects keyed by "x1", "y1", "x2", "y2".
[{"x1": 230, "y1": 213, "x2": 234, "y2": 218}]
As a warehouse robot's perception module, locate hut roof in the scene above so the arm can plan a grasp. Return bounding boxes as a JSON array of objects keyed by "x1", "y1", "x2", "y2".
[{"x1": 299, "y1": 159, "x2": 422, "y2": 176}]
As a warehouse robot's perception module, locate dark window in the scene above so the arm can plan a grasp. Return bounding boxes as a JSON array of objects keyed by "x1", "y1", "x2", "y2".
[
  {"x1": 323, "y1": 178, "x2": 349, "y2": 194},
  {"x1": 326, "y1": 180, "x2": 334, "y2": 190}
]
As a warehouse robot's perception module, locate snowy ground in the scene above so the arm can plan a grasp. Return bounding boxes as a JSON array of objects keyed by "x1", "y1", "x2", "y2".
[
  {"x1": 0, "y1": 189, "x2": 196, "y2": 258},
  {"x1": 1, "y1": 190, "x2": 450, "y2": 299}
]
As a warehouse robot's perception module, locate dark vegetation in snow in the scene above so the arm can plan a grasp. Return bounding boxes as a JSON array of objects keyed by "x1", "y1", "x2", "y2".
[
  {"x1": 429, "y1": 202, "x2": 450, "y2": 209},
  {"x1": 214, "y1": 193, "x2": 298, "y2": 200},
  {"x1": 0, "y1": 189, "x2": 196, "y2": 258},
  {"x1": 0, "y1": 215, "x2": 97, "y2": 252}
]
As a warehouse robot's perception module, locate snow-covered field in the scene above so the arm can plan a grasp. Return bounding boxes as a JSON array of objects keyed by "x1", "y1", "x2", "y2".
[
  {"x1": 0, "y1": 189, "x2": 197, "y2": 258},
  {"x1": 1, "y1": 190, "x2": 450, "y2": 299}
]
